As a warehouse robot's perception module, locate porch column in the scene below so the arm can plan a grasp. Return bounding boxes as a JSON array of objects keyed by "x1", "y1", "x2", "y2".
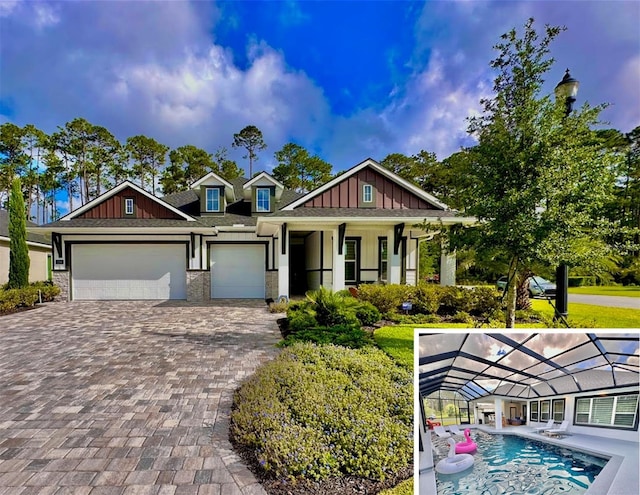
[
  {"x1": 332, "y1": 225, "x2": 345, "y2": 292},
  {"x1": 388, "y1": 228, "x2": 402, "y2": 284},
  {"x1": 278, "y1": 224, "x2": 289, "y2": 298},
  {"x1": 440, "y1": 234, "x2": 456, "y2": 286},
  {"x1": 494, "y1": 398, "x2": 503, "y2": 430}
]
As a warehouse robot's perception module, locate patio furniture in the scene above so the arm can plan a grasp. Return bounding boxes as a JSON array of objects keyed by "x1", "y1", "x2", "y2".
[
  {"x1": 426, "y1": 419, "x2": 441, "y2": 430},
  {"x1": 544, "y1": 420, "x2": 570, "y2": 437},
  {"x1": 533, "y1": 419, "x2": 555, "y2": 433},
  {"x1": 449, "y1": 424, "x2": 466, "y2": 438},
  {"x1": 433, "y1": 425, "x2": 451, "y2": 439}
]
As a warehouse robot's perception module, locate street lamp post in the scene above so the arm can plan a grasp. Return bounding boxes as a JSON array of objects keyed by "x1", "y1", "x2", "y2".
[{"x1": 553, "y1": 69, "x2": 580, "y2": 319}]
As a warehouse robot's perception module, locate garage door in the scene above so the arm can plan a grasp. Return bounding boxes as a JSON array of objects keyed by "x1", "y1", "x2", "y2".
[
  {"x1": 72, "y1": 244, "x2": 187, "y2": 300},
  {"x1": 211, "y1": 244, "x2": 265, "y2": 298}
]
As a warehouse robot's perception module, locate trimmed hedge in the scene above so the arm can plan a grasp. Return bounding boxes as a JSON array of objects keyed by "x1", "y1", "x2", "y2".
[
  {"x1": 0, "y1": 282, "x2": 60, "y2": 313},
  {"x1": 357, "y1": 283, "x2": 502, "y2": 318},
  {"x1": 230, "y1": 343, "x2": 413, "y2": 481}
]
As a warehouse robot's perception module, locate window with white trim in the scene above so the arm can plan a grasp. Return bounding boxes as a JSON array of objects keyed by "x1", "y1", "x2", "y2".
[
  {"x1": 125, "y1": 198, "x2": 134, "y2": 215},
  {"x1": 378, "y1": 238, "x2": 388, "y2": 282},
  {"x1": 363, "y1": 184, "x2": 373, "y2": 203},
  {"x1": 257, "y1": 188, "x2": 270, "y2": 212},
  {"x1": 530, "y1": 401, "x2": 539, "y2": 421},
  {"x1": 540, "y1": 400, "x2": 550, "y2": 421},
  {"x1": 345, "y1": 239, "x2": 358, "y2": 284},
  {"x1": 552, "y1": 398, "x2": 565, "y2": 421},
  {"x1": 206, "y1": 188, "x2": 220, "y2": 212},
  {"x1": 575, "y1": 393, "x2": 638, "y2": 429}
]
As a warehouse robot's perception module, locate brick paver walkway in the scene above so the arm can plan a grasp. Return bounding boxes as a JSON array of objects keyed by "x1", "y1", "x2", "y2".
[{"x1": 0, "y1": 300, "x2": 281, "y2": 495}]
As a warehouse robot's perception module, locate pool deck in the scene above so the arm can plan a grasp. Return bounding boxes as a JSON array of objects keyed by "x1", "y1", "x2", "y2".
[{"x1": 419, "y1": 425, "x2": 640, "y2": 495}]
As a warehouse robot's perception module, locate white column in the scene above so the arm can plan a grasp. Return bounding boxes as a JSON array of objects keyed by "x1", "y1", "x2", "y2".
[
  {"x1": 440, "y1": 234, "x2": 456, "y2": 286},
  {"x1": 332, "y1": 226, "x2": 345, "y2": 292},
  {"x1": 278, "y1": 228, "x2": 289, "y2": 298},
  {"x1": 494, "y1": 398, "x2": 503, "y2": 430},
  {"x1": 388, "y1": 229, "x2": 401, "y2": 284}
]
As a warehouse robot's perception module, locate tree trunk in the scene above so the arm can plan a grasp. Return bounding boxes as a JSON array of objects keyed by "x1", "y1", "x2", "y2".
[
  {"x1": 516, "y1": 268, "x2": 533, "y2": 310},
  {"x1": 505, "y1": 257, "x2": 518, "y2": 328}
]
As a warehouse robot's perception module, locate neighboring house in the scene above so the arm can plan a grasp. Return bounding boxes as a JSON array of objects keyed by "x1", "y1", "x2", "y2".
[
  {"x1": 0, "y1": 209, "x2": 52, "y2": 285},
  {"x1": 31, "y1": 158, "x2": 474, "y2": 301}
]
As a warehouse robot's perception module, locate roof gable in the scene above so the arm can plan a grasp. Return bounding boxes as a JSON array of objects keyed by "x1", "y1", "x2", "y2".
[
  {"x1": 61, "y1": 181, "x2": 196, "y2": 222},
  {"x1": 281, "y1": 158, "x2": 449, "y2": 210},
  {"x1": 190, "y1": 172, "x2": 236, "y2": 202},
  {"x1": 243, "y1": 172, "x2": 284, "y2": 201}
]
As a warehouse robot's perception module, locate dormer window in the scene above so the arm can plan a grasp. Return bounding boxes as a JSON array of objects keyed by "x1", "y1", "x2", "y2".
[
  {"x1": 124, "y1": 198, "x2": 134, "y2": 215},
  {"x1": 256, "y1": 187, "x2": 270, "y2": 212},
  {"x1": 363, "y1": 184, "x2": 373, "y2": 203},
  {"x1": 206, "y1": 188, "x2": 220, "y2": 212}
]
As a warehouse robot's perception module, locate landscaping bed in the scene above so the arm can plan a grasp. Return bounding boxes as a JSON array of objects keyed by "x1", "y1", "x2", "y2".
[{"x1": 0, "y1": 282, "x2": 60, "y2": 317}]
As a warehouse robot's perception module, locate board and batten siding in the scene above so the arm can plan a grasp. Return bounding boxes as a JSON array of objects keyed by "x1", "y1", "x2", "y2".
[
  {"x1": 302, "y1": 168, "x2": 436, "y2": 209},
  {"x1": 78, "y1": 187, "x2": 183, "y2": 219}
]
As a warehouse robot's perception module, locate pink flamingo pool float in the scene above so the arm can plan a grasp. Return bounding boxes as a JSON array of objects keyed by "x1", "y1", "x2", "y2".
[{"x1": 455, "y1": 428, "x2": 477, "y2": 454}]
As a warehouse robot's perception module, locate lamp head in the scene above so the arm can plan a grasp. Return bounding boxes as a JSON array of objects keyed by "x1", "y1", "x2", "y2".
[{"x1": 554, "y1": 69, "x2": 580, "y2": 100}]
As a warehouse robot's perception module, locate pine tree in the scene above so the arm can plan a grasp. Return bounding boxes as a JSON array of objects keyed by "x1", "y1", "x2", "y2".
[{"x1": 8, "y1": 178, "x2": 30, "y2": 288}]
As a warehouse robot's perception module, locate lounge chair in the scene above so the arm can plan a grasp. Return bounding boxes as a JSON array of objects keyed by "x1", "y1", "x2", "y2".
[
  {"x1": 533, "y1": 419, "x2": 555, "y2": 433},
  {"x1": 544, "y1": 420, "x2": 570, "y2": 437},
  {"x1": 432, "y1": 425, "x2": 451, "y2": 439},
  {"x1": 448, "y1": 424, "x2": 466, "y2": 438}
]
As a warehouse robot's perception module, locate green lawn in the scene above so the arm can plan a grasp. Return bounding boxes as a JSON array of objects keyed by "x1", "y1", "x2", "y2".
[
  {"x1": 568, "y1": 286, "x2": 640, "y2": 297},
  {"x1": 373, "y1": 325, "x2": 414, "y2": 368},
  {"x1": 529, "y1": 300, "x2": 640, "y2": 328}
]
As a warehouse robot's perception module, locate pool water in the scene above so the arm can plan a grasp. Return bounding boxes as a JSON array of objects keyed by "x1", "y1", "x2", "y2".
[{"x1": 435, "y1": 430, "x2": 608, "y2": 495}]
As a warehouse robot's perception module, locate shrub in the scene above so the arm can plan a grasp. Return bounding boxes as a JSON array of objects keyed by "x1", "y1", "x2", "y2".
[
  {"x1": 305, "y1": 287, "x2": 360, "y2": 327},
  {"x1": 411, "y1": 284, "x2": 441, "y2": 314},
  {"x1": 231, "y1": 343, "x2": 412, "y2": 481},
  {"x1": 451, "y1": 311, "x2": 474, "y2": 324},
  {"x1": 30, "y1": 281, "x2": 61, "y2": 302},
  {"x1": 268, "y1": 300, "x2": 289, "y2": 313},
  {"x1": 469, "y1": 287, "x2": 503, "y2": 317},
  {"x1": 280, "y1": 325, "x2": 373, "y2": 349},
  {"x1": 354, "y1": 301, "x2": 381, "y2": 326},
  {"x1": 357, "y1": 284, "x2": 412, "y2": 314},
  {"x1": 0, "y1": 287, "x2": 39, "y2": 312},
  {"x1": 287, "y1": 303, "x2": 318, "y2": 333}
]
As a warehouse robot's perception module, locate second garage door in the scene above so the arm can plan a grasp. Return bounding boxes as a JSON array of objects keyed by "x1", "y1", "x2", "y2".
[
  {"x1": 72, "y1": 244, "x2": 187, "y2": 300},
  {"x1": 211, "y1": 244, "x2": 265, "y2": 298}
]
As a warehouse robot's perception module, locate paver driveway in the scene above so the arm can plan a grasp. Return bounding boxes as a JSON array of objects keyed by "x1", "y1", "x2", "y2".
[{"x1": 0, "y1": 300, "x2": 282, "y2": 495}]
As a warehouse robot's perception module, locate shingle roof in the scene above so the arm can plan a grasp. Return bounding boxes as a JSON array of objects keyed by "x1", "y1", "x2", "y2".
[
  {"x1": 265, "y1": 208, "x2": 458, "y2": 218},
  {"x1": 41, "y1": 218, "x2": 209, "y2": 228},
  {"x1": 0, "y1": 209, "x2": 51, "y2": 245}
]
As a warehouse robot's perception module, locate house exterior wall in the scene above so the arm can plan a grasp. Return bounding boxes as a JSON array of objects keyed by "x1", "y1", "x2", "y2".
[
  {"x1": 0, "y1": 240, "x2": 50, "y2": 284},
  {"x1": 305, "y1": 231, "x2": 322, "y2": 290},
  {"x1": 78, "y1": 187, "x2": 182, "y2": 219},
  {"x1": 302, "y1": 168, "x2": 435, "y2": 209}
]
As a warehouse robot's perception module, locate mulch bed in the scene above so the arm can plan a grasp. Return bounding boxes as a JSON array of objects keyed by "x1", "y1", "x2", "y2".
[{"x1": 231, "y1": 437, "x2": 412, "y2": 495}]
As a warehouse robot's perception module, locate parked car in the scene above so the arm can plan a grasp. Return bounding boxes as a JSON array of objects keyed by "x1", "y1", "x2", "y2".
[{"x1": 496, "y1": 276, "x2": 557, "y2": 298}]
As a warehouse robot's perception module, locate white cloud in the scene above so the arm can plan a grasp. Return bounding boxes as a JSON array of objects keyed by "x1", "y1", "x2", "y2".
[{"x1": 33, "y1": 1, "x2": 59, "y2": 28}]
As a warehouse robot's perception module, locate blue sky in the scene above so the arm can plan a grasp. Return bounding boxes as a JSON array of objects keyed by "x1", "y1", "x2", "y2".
[{"x1": 1, "y1": 0, "x2": 639, "y2": 176}]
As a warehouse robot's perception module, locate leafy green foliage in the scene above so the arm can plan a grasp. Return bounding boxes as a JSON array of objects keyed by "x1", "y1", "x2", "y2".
[
  {"x1": 8, "y1": 178, "x2": 29, "y2": 289},
  {"x1": 272, "y1": 142, "x2": 333, "y2": 192},
  {"x1": 232, "y1": 125, "x2": 266, "y2": 177},
  {"x1": 0, "y1": 282, "x2": 60, "y2": 313},
  {"x1": 453, "y1": 19, "x2": 623, "y2": 326},
  {"x1": 230, "y1": 343, "x2": 412, "y2": 481},
  {"x1": 354, "y1": 301, "x2": 381, "y2": 326},
  {"x1": 280, "y1": 325, "x2": 372, "y2": 349},
  {"x1": 356, "y1": 284, "x2": 413, "y2": 314}
]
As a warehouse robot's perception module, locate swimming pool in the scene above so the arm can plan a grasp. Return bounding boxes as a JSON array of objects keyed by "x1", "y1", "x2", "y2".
[{"x1": 435, "y1": 430, "x2": 609, "y2": 495}]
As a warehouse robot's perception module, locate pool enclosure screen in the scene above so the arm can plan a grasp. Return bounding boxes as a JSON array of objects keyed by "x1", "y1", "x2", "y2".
[{"x1": 419, "y1": 333, "x2": 639, "y2": 401}]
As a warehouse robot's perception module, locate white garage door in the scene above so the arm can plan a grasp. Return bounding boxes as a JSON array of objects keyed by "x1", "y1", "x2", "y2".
[
  {"x1": 211, "y1": 244, "x2": 265, "y2": 298},
  {"x1": 72, "y1": 244, "x2": 187, "y2": 300}
]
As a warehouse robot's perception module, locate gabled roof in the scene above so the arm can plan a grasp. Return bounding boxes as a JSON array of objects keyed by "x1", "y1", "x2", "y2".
[
  {"x1": 281, "y1": 158, "x2": 450, "y2": 211},
  {"x1": 242, "y1": 172, "x2": 285, "y2": 201},
  {"x1": 190, "y1": 171, "x2": 236, "y2": 202},
  {"x1": 60, "y1": 181, "x2": 196, "y2": 222},
  {"x1": 0, "y1": 209, "x2": 51, "y2": 247}
]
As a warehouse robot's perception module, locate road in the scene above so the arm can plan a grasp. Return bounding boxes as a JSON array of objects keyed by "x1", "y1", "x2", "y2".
[{"x1": 568, "y1": 294, "x2": 640, "y2": 309}]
